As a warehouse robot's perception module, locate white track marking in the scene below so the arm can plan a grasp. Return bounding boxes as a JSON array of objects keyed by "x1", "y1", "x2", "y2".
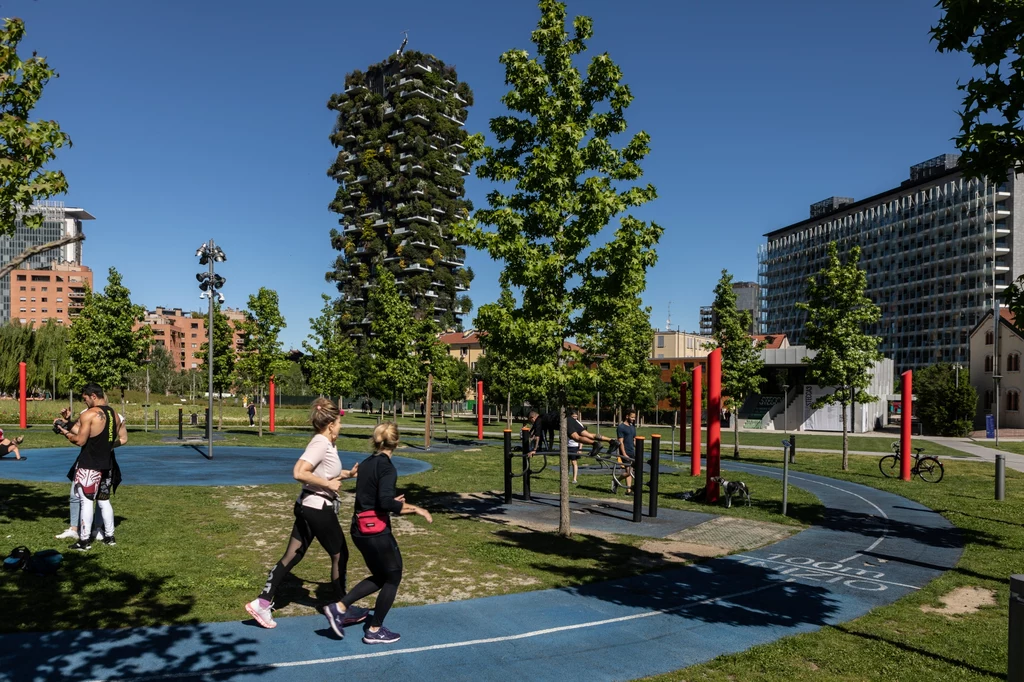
[
  {"x1": 731, "y1": 555, "x2": 921, "y2": 590},
  {"x1": 838, "y1": 553, "x2": 862, "y2": 564},
  {"x1": 84, "y1": 584, "x2": 778, "y2": 682}
]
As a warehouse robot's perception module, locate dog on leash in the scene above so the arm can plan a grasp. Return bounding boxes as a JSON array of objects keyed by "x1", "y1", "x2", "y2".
[{"x1": 709, "y1": 476, "x2": 750, "y2": 508}]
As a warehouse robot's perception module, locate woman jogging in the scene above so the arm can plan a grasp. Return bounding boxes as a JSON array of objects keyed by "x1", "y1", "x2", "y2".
[
  {"x1": 323, "y1": 422, "x2": 432, "y2": 644},
  {"x1": 245, "y1": 398, "x2": 364, "y2": 629}
]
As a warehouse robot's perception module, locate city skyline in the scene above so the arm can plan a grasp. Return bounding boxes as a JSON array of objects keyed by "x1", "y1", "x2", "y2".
[{"x1": 16, "y1": 0, "x2": 974, "y2": 349}]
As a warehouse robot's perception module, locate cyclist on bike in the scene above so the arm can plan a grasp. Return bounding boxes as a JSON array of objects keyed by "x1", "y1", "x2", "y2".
[{"x1": 614, "y1": 409, "x2": 636, "y2": 494}]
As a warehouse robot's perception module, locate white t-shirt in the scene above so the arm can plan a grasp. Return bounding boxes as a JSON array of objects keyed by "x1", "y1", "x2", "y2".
[{"x1": 298, "y1": 433, "x2": 341, "y2": 509}]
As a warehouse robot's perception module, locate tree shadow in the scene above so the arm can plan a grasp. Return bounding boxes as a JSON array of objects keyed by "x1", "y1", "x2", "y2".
[
  {"x1": 832, "y1": 625, "x2": 1003, "y2": 679},
  {"x1": 0, "y1": 554, "x2": 270, "y2": 681},
  {"x1": 0, "y1": 481, "x2": 66, "y2": 525}
]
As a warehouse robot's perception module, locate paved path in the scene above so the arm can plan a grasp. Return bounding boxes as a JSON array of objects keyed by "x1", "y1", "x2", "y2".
[{"x1": 0, "y1": 461, "x2": 962, "y2": 682}]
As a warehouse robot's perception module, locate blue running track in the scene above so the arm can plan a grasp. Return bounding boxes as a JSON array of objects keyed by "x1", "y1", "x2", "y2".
[{"x1": 0, "y1": 461, "x2": 962, "y2": 682}]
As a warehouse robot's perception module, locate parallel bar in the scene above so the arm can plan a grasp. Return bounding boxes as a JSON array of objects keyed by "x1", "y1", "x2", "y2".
[
  {"x1": 649, "y1": 435, "x2": 661, "y2": 518},
  {"x1": 633, "y1": 437, "x2": 645, "y2": 523},
  {"x1": 503, "y1": 430, "x2": 513, "y2": 503}
]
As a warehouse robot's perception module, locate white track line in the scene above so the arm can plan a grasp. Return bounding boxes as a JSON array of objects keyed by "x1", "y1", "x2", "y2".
[
  {"x1": 731, "y1": 555, "x2": 922, "y2": 590},
  {"x1": 85, "y1": 583, "x2": 779, "y2": 682}
]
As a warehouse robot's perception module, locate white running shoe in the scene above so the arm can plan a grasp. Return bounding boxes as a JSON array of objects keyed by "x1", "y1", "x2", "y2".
[
  {"x1": 245, "y1": 599, "x2": 276, "y2": 629},
  {"x1": 55, "y1": 528, "x2": 78, "y2": 540}
]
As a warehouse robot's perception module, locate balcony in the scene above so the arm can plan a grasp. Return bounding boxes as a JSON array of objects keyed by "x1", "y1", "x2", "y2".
[
  {"x1": 424, "y1": 290, "x2": 439, "y2": 298},
  {"x1": 402, "y1": 214, "x2": 433, "y2": 224},
  {"x1": 388, "y1": 130, "x2": 405, "y2": 139},
  {"x1": 343, "y1": 224, "x2": 360, "y2": 235},
  {"x1": 409, "y1": 62, "x2": 432, "y2": 75},
  {"x1": 344, "y1": 84, "x2": 366, "y2": 94},
  {"x1": 441, "y1": 113, "x2": 464, "y2": 127},
  {"x1": 393, "y1": 227, "x2": 411, "y2": 236},
  {"x1": 403, "y1": 263, "x2": 430, "y2": 273},
  {"x1": 403, "y1": 114, "x2": 430, "y2": 125},
  {"x1": 360, "y1": 211, "x2": 380, "y2": 219},
  {"x1": 453, "y1": 164, "x2": 469, "y2": 175},
  {"x1": 441, "y1": 257, "x2": 465, "y2": 267},
  {"x1": 372, "y1": 219, "x2": 390, "y2": 229},
  {"x1": 448, "y1": 142, "x2": 465, "y2": 152},
  {"x1": 340, "y1": 204, "x2": 356, "y2": 213},
  {"x1": 401, "y1": 89, "x2": 436, "y2": 101},
  {"x1": 355, "y1": 175, "x2": 369, "y2": 184},
  {"x1": 399, "y1": 163, "x2": 426, "y2": 174}
]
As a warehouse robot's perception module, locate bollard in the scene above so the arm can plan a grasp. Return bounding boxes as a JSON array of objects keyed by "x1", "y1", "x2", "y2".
[
  {"x1": 178, "y1": 408, "x2": 183, "y2": 440},
  {"x1": 1011, "y1": 575, "x2": 1024, "y2": 682},
  {"x1": 789, "y1": 433, "x2": 796, "y2": 463},
  {"x1": 997, "y1": 454, "x2": 1006, "y2": 501},
  {"x1": 155, "y1": 409, "x2": 160, "y2": 431},
  {"x1": 504, "y1": 430, "x2": 513, "y2": 504},
  {"x1": 782, "y1": 440, "x2": 791, "y2": 516},
  {"x1": 649, "y1": 435, "x2": 661, "y2": 518},
  {"x1": 633, "y1": 437, "x2": 645, "y2": 523}
]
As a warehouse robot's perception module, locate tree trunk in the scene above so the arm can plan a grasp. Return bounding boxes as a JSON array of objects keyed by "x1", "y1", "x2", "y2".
[
  {"x1": 558, "y1": 404, "x2": 571, "y2": 538},
  {"x1": 733, "y1": 409, "x2": 740, "y2": 458},
  {"x1": 841, "y1": 402, "x2": 849, "y2": 470}
]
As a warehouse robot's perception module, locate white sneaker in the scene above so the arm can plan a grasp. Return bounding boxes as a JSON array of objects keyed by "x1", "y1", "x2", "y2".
[
  {"x1": 55, "y1": 528, "x2": 78, "y2": 540},
  {"x1": 245, "y1": 599, "x2": 276, "y2": 629}
]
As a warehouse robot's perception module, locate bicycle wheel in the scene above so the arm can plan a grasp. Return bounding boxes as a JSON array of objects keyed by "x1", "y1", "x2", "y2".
[
  {"x1": 878, "y1": 454, "x2": 900, "y2": 478},
  {"x1": 916, "y1": 457, "x2": 944, "y2": 483}
]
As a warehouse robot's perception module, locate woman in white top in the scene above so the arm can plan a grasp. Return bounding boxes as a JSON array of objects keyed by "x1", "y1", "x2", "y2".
[{"x1": 245, "y1": 398, "x2": 364, "y2": 630}]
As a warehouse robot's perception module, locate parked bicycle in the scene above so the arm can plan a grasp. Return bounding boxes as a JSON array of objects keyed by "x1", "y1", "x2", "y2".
[{"x1": 879, "y1": 442, "x2": 944, "y2": 483}]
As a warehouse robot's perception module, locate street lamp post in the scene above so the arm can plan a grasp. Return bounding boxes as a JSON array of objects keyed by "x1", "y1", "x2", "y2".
[
  {"x1": 196, "y1": 240, "x2": 227, "y2": 460},
  {"x1": 782, "y1": 384, "x2": 789, "y2": 434}
]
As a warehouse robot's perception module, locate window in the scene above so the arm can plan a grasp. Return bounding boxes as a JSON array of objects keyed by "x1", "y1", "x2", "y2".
[
  {"x1": 657, "y1": 336, "x2": 664, "y2": 348},
  {"x1": 56, "y1": 287, "x2": 62, "y2": 292},
  {"x1": 191, "y1": 343, "x2": 197, "y2": 348},
  {"x1": 985, "y1": 390, "x2": 994, "y2": 409},
  {"x1": 31, "y1": 275, "x2": 49, "y2": 282},
  {"x1": 1010, "y1": 353, "x2": 1021, "y2": 372},
  {"x1": 985, "y1": 330, "x2": 994, "y2": 345},
  {"x1": 41, "y1": 309, "x2": 47, "y2": 313},
  {"x1": 41, "y1": 298, "x2": 46, "y2": 303},
  {"x1": 985, "y1": 355, "x2": 994, "y2": 372},
  {"x1": 660, "y1": 363, "x2": 670, "y2": 371},
  {"x1": 15, "y1": 274, "x2": 25, "y2": 281},
  {"x1": 19, "y1": 286, "x2": 25, "y2": 291},
  {"x1": 1009, "y1": 390, "x2": 1021, "y2": 412},
  {"x1": 191, "y1": 323, "x2": 199, "y2": 329}
]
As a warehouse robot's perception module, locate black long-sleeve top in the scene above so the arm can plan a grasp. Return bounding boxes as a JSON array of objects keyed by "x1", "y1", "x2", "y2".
[{"x1": 351, "y1": 453, "x2": 404, "y2": 537}]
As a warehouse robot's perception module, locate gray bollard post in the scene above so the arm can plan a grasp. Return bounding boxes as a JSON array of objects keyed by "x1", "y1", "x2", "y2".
[
  {"x1": 1011, "y1": 575, "x2": 1024, "y2": 682},
  {"x1": 520, "y1": 427, "x2": 532, "y2": 502},
  {"x1": 503, "y1": 430, "x2": 513, "y2": 504},
  {"x1": 633, "y1": 437, "x2": 645, "y2": 523},
  {"x1": 178, "y1": 408, "x2": 183, "y2": 440},
  {"x1": 781, "y1": 440, "x2": 791, "y2": 517},
  {"x1": 155, "y1": 409, "x2": 160, "y2": 431},
  {"x1": 997, "y1": 454, "x2": 1006, "y2": 501},
  {"x1": 789, "y1": 433, "x2": 796, "y2": 463},
  {"x1": 649, "y1": 435, "x2": 661, "y2": 518}
]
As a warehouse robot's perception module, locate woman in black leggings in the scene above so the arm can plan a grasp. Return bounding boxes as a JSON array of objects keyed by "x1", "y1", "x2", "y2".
[
  {"x1": 323, "y1": 422, "x2": 432, "y2": 644},
  {"x1": 245, "y1": 398, "x2": 364, "y2": 630}
]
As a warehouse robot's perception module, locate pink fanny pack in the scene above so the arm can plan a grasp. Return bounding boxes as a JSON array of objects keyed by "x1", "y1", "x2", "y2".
[{"x1": 356, "y1": 509, "x2": 389, "y2": 535}]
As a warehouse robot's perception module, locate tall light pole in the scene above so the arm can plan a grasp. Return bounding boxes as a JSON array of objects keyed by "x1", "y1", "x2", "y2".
[{"x1": 196, "y1": 240, "x2": 227, "y2": 459}]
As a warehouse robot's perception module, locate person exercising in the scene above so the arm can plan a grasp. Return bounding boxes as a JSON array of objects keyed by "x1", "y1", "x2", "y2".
[
  {"x1": 566, "y1": 408, "x2": 614, "y2": 485},
  {"x1": 0, "y1": 429, "x2": 25, "y2": 460}
]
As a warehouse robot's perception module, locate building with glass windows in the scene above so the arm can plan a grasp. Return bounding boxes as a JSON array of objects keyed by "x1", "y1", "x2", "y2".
[{"x1": 758, "y1": 154, "x2": 1019, "y2": 371}]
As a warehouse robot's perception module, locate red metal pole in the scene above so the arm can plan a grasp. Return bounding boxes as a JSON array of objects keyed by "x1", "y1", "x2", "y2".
[
  {"x1": 269, "y1": 378, "x2": 276, "y2": 433},
  {"x1": 900, "y1": 370, "x2": 912, "y2": 481},
  {"x1": 680, "y1": 381, "x2": 688, "y2": 454},
  {"x1": 691, "y1": 366, "x2": 702, "y2": 476},
  {"x1": 477, "y1": 380, "x2": 484, "y2": 440},
  {"x1": 18, "y1": 362, "x2": 27, "y2": 429},
  {"x1": 707, "y1": 350, "x2": 722, "y2": 502}
]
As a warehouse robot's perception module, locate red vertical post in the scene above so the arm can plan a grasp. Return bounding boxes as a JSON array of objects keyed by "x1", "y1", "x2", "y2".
[
  {"x1": 900, "y1": 370, "x2": 912, "y2": 481},
  {"x1": 691, "y1": 366, "x2": 702, "y2": 476},
  {"x1": 680, "y1": 381, "x2": 688, "y2": 454},
  {"x1": 476, "y1": 380, "x2": 484, "y2": 440},
  {"x1": 269, "y1": 378, "x2": 276, "y2": 433},
  {"x1": 18, "y1": 362, "x2": 27, "y2": 429},
  {"x1": 707, "y1": 349, "x2": 722, "y2": 502}
]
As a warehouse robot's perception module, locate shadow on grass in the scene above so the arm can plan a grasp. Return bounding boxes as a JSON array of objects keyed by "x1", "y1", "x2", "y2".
[
  {"x1": 488, "y1": 528, "x2": 843, "y2": 630},
  {"x1": 832, "y1": 625, "x2": 1003, "y2": 679},
  {"x1": 0, "y1": 480, "x2": 66, "y2": 525}
]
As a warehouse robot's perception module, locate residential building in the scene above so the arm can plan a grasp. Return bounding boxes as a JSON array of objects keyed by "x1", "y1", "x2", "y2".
[
  {"x1": 7, "y1": 261, "x2": 92, "y2": 327},
  {"x1": 0, "y1": 201, "x2": 94, "y2": 323},
  {"x1": 758, "y1": 153, "x2": 1019, "y2": 371},
  {"x1": 969, "y1": 309, "x2": 1024, "y2": 429},
  {"x1": 440, "y1": 329, "x2": 483, "y2": 371},
  {"x1": 138, "y1": 306, "x2": 248, "y2": 371},
  {"x1": 326, "y1": 50, "x2": 475, "y2": 337},
  {"x1": 652, "y1": 329, "x2": 714, "y2": 360}
]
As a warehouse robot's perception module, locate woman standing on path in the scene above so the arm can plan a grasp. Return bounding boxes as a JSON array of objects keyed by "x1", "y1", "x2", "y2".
[
  {"x1": 245, "y1": 398, "x2": 365, "y2": 629},
  {"x1": 323, "y1": 422, "x2": 432, "y2": 644}
]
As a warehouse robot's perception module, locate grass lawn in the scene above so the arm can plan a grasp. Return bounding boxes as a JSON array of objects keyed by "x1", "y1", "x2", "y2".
[
  {"x1": 975, "y1": 439, "x2": 1024, "y2": 455},
  {"x1": 650, "y1": 451, "x2": 1024, "y2": 682},
  {"x1": 0, "y1": 437, "x2": 815, "y2": 634}
]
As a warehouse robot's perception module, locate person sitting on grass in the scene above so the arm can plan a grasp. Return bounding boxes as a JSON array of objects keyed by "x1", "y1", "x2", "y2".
[{"x1": 0, "y1": 429, "x2": 25, "y2": 460}]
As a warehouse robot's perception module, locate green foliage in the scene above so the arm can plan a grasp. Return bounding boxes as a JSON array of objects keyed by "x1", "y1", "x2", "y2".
[
  {"x1": 474, "y1": 287, "x2": 540, "y2": 408},
  {"x1": 33, "y1": 319, "x2": 70, "y2": 395},
  {"x1": 0, "y1": 18, "x2": 71, "y2": 238},
  {"x1": 67, "y1": 268, "x2": 151, "y2": 398},
  {"x1": 796, "y1": 242, "x2": 883, "y2": 468},
  {"x1": 456, "y1": 0, "x2": 659, "y2": 535},
  {"x1": 914, "y1": 363, "x2": 977, "y2": 437},
  {"x1": 364, "y1": 268, "x2": 418, "y2": 411},
  {"x1": 140, "y1": 344, "x2": 175, "y2": 395},
  {"x1": 932, "y1": 3, "x2": 1024, "y2": 182},
  {"x1": 195, "y1": 301, "x2": 237, "y2": 395},
  {"x1": 275, "y1": 360, "x2": 311, "y2": 397},
  {"x1": 432, "y1": 353, "x2": 471, "y2": 405},
  {"x1": 0, "y1": 321, "x2": 33, "y2": 392},
  {"x1": 302, "y1": 294, "x2": 357, "y2": 401},
  {"x1": 235, "y1": 288, "x2": 287, "y2": 434}
]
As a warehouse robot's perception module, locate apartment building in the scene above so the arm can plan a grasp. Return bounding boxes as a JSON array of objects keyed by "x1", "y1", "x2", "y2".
[
  {"x1": 758, "y1": 153, "x2": 1020, "y2": 371},
  {"x1": 139, "y1": 306, "x2": 248, "y2": 370},
  {"x1": 7, "y1": 261, "x2": 92, "y2": 327}
]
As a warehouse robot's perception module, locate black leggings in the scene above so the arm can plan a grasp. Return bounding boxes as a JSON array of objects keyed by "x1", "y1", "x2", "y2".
[
  {"x1": 260, "y1": 501, "x2": 348, "y2": 604},
  {"x1": 343, "y1": 532, "x2": 403, "y2": 627}
]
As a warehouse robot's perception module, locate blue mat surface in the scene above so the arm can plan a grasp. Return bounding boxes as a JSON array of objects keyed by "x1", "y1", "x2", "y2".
[
  {"x1": 0, "y1": 461, "x2": 962, "y2": 682},
  {"x1": 0, "y1": 446, "x2": 431, "y2": 485}
]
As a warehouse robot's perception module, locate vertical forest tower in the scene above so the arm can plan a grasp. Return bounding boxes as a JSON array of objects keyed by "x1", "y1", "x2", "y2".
[{"x1": 326, "y1": 50, "x2": 475, "y2": 336}]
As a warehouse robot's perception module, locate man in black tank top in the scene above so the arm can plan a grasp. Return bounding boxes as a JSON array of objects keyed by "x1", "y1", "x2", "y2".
[{"x1": 55, "y1": 383, "x2": 127, "y2": 550}]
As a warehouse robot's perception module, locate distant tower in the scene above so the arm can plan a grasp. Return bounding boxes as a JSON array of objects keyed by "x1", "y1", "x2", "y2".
[
  {"x1": 666, "y1": 301, "x2": 672, "y2": 330},
  {"x1": 325, "y1": 50, "x2": 476, "y2": 336}
]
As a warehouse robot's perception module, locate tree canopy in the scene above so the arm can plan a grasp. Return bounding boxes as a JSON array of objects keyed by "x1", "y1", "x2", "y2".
[
  {"x1": 235, "y1": 287, "x2": 287, "y2": 436},
  {"x1": 302, "y1": 294, "x2": 357, "y2": 404},
  {"x1": 364, "y1": 268, "x2": 419, "y2": 416}
]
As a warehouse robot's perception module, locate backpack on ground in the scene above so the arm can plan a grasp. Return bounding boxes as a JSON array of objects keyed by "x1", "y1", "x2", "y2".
[
  {"x1": 27, "y1": 549, "x2": 63, "y2": 576},
  {"x1": 3, "y1": 546, "x2": 31, "y2": 572}
]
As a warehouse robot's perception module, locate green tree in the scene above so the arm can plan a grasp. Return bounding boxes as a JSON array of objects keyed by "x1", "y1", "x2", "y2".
[
  {"x1": 276, "y1": 359, "x2": 311, "y2": 398},
  {"x1": 302, "y1": 294, "x2": 357, "y2": 406},
  {"x1": 710, "y1": 270, "x2": 765, "y2": 458},
  {"x1": 433, "y1": 353, "x2": 471, "y2": 409},
  {"x1": 914, "y1": 363, "x2": 977, "y2": 437},
  {"x1": 796, "y1": 242, "x2": 883, "y2": 470},
  {"x1": 931, "y1": 4, "x2": 1024, "y2": 183},
  {"x1": 457, "y1": 0, "x2": 659, "y2": 536},
  {"x1": 0, "y1": 321, "x2": 33, "y2": 393},
  {"x1": 33, "y1": 319, "x2": 69, "y2": 397},
  {"x1": 364, "y1": 268, "x2": 418, "y2": 419},
  {"x1": 0, "y1": 18, "x2": 77, "y2": 281},
  {"x1": 67, "y1": 268, "x2": 151, "y2": 406},
  {"x1": 144, "y1": 344, "x2": 175, "y2": 396},
  {"x1": 235, "y1": 287, "x2": 287, "y2": 436},
  {"x1": 196, "y1": 301, "x2": 238, "y2": 430},
  {"x1": 474, "y1": 287, "x2": 541, "y2": 427}
]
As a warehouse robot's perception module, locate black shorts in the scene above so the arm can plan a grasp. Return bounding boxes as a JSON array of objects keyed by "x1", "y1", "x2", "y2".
[
  {"x1": 0, "y1": 443, "x2": 10, "y2": 457},
  {"x1": 291, "y1": 501, "x2": 346, "y2": 556},
  {"x1": 568, "y1": 447, "x2": 581, "y2": 461}
]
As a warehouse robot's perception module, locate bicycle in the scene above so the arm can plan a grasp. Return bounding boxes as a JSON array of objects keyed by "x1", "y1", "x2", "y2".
[{"x1": 879, "y1": 442, "x2": 944, "y2": 483}]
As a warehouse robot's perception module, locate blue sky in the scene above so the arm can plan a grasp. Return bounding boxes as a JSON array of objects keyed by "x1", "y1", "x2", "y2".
[{"x1": 19, "y1": 0, "x2": 972, "y2": 350}]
